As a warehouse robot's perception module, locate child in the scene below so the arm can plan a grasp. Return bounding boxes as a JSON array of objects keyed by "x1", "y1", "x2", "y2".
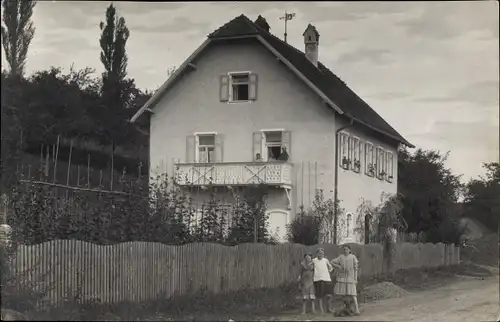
[
  {"x1": 331, "y1": 244, "x2": 361, "y2": 316},
  {"x1": 313, "y1": 248, "x2": 334, "y2": 313},
  {"x1": 299, "y1": 253, "x2": 316, "y2": 314}
]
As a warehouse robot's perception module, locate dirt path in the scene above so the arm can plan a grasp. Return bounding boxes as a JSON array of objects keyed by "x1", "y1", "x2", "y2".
[{"x1": 270, "y1": 275, "x2": 500, "y2": 321}]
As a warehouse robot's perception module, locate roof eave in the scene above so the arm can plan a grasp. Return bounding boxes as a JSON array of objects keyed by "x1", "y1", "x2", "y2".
[{"x1": 347, "y1": 114, "x2": 414, "y2": 148}]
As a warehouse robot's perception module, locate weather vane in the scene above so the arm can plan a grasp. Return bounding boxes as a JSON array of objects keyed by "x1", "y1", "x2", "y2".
[{"x1": 279, "y1": 11, "x2": 296, "y2": 43}]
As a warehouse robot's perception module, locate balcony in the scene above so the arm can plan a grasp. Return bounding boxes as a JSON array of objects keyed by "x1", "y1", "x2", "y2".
[{"x1": 174, "y1": 161, "x2": 293, "y2": 187}]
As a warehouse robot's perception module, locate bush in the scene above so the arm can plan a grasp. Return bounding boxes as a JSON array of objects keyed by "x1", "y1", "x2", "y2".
[
  {"x1": 5, "y1": 174, "x2": 274, "y2": 246},
  {"x1": 226, "y1": 185, "x2": 273, "y2": 245},
  {"x1": 286, "y1": 190, "x2": 343, "y2": 245},
  {"x1": 286, "y1": 209, "x2": 321, "y2": 245}
]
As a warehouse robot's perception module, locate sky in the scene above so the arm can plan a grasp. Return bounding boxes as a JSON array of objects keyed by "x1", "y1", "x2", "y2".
[{"x1": 1, "y1": 1, "x2": 498, "y2": 182}]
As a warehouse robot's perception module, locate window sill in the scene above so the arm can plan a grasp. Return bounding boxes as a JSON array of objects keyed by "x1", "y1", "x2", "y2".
[{"x1": 228, "y1": 100, "x2": 253, "y2": 104}]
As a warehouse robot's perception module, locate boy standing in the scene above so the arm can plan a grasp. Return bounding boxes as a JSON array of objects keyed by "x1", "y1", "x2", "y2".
[{"x1": 312, "y1": 248, "x2": 334, "y2": 313}]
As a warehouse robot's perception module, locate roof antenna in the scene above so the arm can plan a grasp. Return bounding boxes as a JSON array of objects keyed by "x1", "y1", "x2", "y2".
[{"x1": 279, "y1": 11, "x2": 295, "y2": 43}]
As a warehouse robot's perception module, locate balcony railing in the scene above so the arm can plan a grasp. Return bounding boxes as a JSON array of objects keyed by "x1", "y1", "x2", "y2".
[{"x1": 174, "y1": 161, "x2": 292, "y2": 187}]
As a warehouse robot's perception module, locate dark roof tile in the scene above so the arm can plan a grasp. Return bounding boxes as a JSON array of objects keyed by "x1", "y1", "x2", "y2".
[{"x1": 208, "y1": 14, "x2": 259, "y2": 38}]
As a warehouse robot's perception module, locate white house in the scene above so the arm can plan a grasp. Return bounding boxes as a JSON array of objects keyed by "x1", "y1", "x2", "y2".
[{"x1": 131, "y1": 15, "x2": 413, "y2": 243}]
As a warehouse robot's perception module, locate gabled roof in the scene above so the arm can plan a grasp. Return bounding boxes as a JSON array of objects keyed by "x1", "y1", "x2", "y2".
[{"x1": 132, "y1": 14, "x2": 413, "y2": 147}]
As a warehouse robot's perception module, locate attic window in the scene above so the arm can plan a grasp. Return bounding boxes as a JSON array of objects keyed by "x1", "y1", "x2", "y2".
[
  {"x1": 220, "y1": 72, "x2": 258, "y2": 103},
  {"x1": 231, "y1": 74, "x2": 249, "y2": 101}
]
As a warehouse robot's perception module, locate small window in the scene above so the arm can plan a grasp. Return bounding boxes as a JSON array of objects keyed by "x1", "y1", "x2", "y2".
[
  {"x1": 197, "y1": 134, "x2": 215, "y2": 163},
  {"x1": 230, "y1": 74, "x2": 249, "y2": 102},
  {"x1": 339, "y1": 132, "x2": 350, "y2": 170},
  {"x1": 385, "y1": 151, "x2": 394, "y2": 182},
  {"x1": 365, "y1": 142, "x2": 375, "y2": 177}
]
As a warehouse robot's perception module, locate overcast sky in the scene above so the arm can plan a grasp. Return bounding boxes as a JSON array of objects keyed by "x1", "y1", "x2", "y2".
[{"x1": 2, "y1": 1, "x2": 498, "y2": 182}]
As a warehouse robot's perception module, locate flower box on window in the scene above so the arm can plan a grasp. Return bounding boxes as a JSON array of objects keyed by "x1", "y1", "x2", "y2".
[
  {"x1": 341, "y1": 156, "x2": 351, "y2": 169},
  {"x1": 367, "y1": 163, "x2": 376, "y2": 176},
  {"x1": 353, "y1": 159, "x2": 361, "y2": 172}
]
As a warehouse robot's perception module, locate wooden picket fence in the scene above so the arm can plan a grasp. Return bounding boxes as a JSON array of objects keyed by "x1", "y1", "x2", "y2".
[{"x1": 6, "y1": 240, "x2": 460, "y2": 307}]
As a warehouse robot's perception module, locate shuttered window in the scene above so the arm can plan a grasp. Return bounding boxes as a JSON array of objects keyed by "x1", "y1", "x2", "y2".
[
  {"x1": 254, "y1": 130, "x2": 291, "y2": 162},
  {"x1": 187, "y1": 133, "x2": 223, "y2": 163},
  {"x1": 339, "y1": 132, "x2": 349, "y2": 170},
  {"x1": 220, "y1": 72, "x2": 258, "y2": 102},
  {"x1": 197, "y1": 134, "x2": 215, "y2": 163}
]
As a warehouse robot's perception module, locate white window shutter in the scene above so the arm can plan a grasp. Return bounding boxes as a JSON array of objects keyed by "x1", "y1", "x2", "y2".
[
  {"x1": 386, "y1": 152, "x2": 393, "y2": 181},
  {"x1": 220, "y1": 75, "x2": 229, "y2": 102},
  {"x1": 377, "y1": 147, "x2": 385, "y2": 179},
  {"x1": 214, "y1": 134, "x2": 223, "y2": 162},
  {"x1": 186, "y1": 135, "x2": 196, "y2": 163},
  {"x1": 248, "y1": 73, "x2": 258, "y2": 100},
  {"x1": 281, "y1": 130, "x2": 291, "y2": 158},
  {"x1": 253, "y1": 132, "x2": 262, "y2": 161}
]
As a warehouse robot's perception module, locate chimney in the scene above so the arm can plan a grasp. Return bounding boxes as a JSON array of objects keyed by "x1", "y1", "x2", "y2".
[
  {"x1": 255, "y1": 15, "x2": 270, "y2": 32},
  {"x1": 303, "y1": 24, "x2": 320, "y2": 67}
]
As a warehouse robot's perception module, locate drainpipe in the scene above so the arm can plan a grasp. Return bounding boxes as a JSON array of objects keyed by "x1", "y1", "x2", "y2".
[{"x1": 333, "y1": 119, "x2": 354, "y2": 244}]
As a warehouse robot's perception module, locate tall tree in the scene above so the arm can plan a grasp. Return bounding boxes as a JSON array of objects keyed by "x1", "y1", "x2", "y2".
[
  {"x1": 463, "y1": 162, "x2": 500, "y2": 229},
  {"x1": 398, "y1": 148, "x2": 464, "y2": 244},
  {"x1": 99, "y1": 4, "x2": 129, "y2": 93},
  {"x1": 97, "y1": 4, "x2": 133, "y2": 150},
  {"x1": 1, "y1": 0, "x2": 36, "y2": 77}
]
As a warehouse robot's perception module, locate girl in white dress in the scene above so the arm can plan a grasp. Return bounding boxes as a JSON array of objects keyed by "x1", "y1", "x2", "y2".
[{"x1": 312, "y1": 248, "x2": 334, "y2": 313}]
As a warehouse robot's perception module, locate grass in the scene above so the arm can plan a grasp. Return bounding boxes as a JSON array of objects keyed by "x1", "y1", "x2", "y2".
[
  {"x1": 20, "y1": 284, "x2": 299, "y2": 321},
  {"x1": 14, "y1": 263, "x2": 486, "y2": 321}
]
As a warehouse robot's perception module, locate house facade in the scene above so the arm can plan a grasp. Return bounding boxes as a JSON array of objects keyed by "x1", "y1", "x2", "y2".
[{"x1": 131, "y1": 15, "x2": 413, "y2": 244}]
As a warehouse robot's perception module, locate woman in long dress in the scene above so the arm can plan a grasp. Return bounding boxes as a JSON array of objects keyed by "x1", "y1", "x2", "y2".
[{"x1": 330, "y1": 244, "x2": 361, "y2": 316}]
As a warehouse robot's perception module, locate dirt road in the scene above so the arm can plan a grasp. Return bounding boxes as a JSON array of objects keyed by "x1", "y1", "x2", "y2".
[{"x1": 272, "y1": 275, "x2": 500, "y2": 321}]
